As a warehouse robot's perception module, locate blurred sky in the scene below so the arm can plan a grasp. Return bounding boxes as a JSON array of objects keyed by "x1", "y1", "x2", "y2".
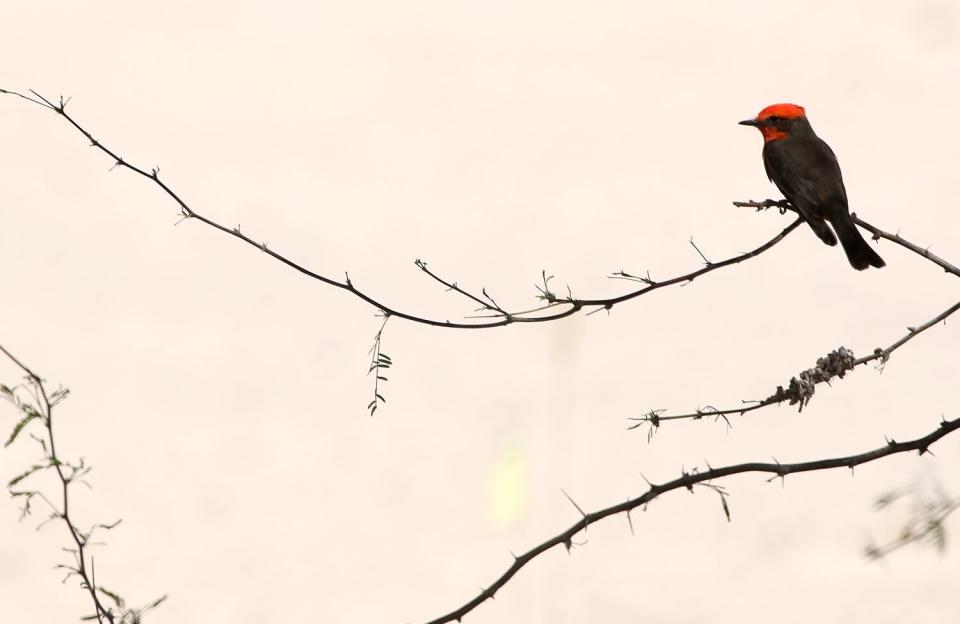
[{"x1": 1, "y1": 1, "x2": 959, "y2": 622}]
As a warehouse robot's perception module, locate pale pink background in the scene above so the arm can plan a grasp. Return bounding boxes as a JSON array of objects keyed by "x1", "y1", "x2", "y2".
[{"x1": 2, "y1": 1, "x2": 959, "y2": 622}]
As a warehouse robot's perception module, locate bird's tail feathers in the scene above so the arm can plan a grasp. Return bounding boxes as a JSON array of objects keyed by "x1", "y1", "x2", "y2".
[{"x1": 833, "y1": 217, "x2": 885, "y2": 270}]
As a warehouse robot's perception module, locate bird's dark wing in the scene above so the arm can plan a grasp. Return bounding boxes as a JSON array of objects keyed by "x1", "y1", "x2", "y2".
[{"x1": 763, "y1": 137, "x2": 847, "y2": 246}]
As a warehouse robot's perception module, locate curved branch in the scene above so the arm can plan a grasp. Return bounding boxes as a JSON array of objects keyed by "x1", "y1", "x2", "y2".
[
  {"x1": 853, "y1": 216, "x2": 960, "y2": 278},
  {"x1": 422, "y1": 415, "x2": 960, "y2": 624},
  {"x1": 1, "y1": 88, "x2": 801, "y2": 329}
]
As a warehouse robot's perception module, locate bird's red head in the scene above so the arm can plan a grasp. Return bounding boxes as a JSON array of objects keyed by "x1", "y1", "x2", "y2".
[{"x1": 739, "y1": 103, "x2": 807, "y2": 143}]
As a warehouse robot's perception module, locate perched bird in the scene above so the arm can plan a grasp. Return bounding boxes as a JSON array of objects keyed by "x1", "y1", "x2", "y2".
[{"x1": 740, "y1": 103, "x2": 885, "y2": 270}]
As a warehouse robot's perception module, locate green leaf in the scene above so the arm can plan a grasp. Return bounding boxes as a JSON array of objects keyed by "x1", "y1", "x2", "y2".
[
  {"x1": 5, "y1": 412, "x2": 39, "y2": 447},
  {"x1": 7, "y1": 463, "x2": 44, "y2": 487},
  {"x1": 147, "y1": 594, "x2": 168, "y2": 609},
  {"x1": 98, "y1": 586, "x2": 125, "y2": 608}
]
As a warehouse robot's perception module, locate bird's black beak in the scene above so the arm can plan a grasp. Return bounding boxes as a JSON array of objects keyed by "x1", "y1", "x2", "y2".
[{"x1": 739, "y1": 118, "x2": 760, "y2": 127}]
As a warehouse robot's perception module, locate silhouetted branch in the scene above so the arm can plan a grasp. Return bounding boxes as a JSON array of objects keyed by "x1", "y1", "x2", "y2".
[
  {"x1": 853, "y1": 217, "x2": 960, "y2": 278},
  {"x1": 1, "y1": 344, "x2": 165, "y2": 623},
  {"x1": 630, "y1": 201, "x2": 960, "y2": 435},
  {"x1": 1, "y1": 88, "x2": 803, "y2": 330},
  {"x1": 631, "y1": 299, "x2": 960, "y2": 434},
  {"x1": 422, "y1": 415, "x2": 960, "y2": 624},
  {"x1": 734, "y1": 198, "x2": 960, "y2": 278}
]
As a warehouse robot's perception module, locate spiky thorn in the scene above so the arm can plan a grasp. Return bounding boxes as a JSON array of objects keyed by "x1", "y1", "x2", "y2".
[
  {"x1": 561, "y1": 488, "x2": 589, "y2": 547},
  {"x1": 766, "y1": 456, "x2": 786, "y2": 486}
]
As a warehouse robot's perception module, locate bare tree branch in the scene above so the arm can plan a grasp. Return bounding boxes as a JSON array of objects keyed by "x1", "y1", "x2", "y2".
[
  {"x1": 631, "y1": 299, "x2": 960, "y2": 433},
  {"x1": 422, "y1": 415, "x2": 960, "y2": 624},
  {"x1": 734, "y1": 199, "x2": 960, "y2": 278},
  {"x1": 1, "y1": 88, "x2": 804, "y2": 329}
]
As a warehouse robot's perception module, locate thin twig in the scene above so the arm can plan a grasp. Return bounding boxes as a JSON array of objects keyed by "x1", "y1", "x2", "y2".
[{"x1": 366, "y1": 314, "x2": 391, "y2": 415}]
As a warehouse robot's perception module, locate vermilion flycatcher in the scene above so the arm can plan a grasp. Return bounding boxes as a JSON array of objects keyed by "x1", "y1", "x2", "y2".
[{"x1": 740, "y1": 103, "x2": 885, "y2": 270}]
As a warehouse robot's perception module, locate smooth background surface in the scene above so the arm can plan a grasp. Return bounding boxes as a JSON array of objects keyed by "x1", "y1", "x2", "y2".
[{"x1": 2, "y1": 2, "x2": 958, "y2": 622}]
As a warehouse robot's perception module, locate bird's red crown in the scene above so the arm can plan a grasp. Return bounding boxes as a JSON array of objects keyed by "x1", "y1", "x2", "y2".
[{"x1": 756, "y1": 103, "x2": 806, "y2": 120}]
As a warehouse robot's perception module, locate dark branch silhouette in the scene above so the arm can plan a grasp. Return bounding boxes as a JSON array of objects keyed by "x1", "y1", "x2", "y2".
[
  {"x1": 0, "y1": 88, "x2": 807, "y2": 330},
  {"x1": 422, "y1": 415, "x2": 960, "y2": 624},
  {"x1": 628, "y1": 200, "x2": 960, "y2": 434},
  {"x1": 631, "y1": 299, "x2": 960, "y2": 435},
  {"x1": 734, "y1": 199, "x2": 960, "y2": 278}
]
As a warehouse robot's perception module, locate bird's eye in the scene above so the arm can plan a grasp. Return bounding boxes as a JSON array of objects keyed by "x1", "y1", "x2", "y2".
[{"x1": 767, "y1": 116, "x2": 781, "y2": 123}]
